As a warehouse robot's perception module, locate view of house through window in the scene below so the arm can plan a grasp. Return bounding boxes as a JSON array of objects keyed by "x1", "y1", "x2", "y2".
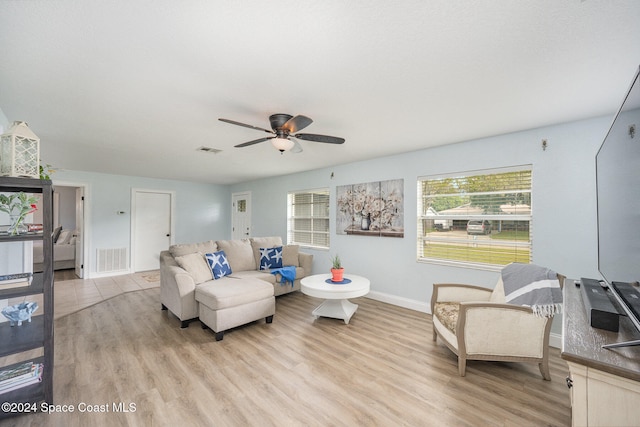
[
  {"x1": 287, "y1": 189, "x2": 330, "y2": 249},
  {"x1": 417, "y1": 166, "x2": 532, "y2": 268}
]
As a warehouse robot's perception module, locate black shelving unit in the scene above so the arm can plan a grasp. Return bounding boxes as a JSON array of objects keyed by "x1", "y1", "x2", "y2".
[{"x1": 0, "y1": 177, "x2": 53, "y2": 418}]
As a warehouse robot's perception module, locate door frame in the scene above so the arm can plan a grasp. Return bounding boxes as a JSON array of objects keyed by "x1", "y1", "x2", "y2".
[
  {"x1": 231, "y1": 191, "x2": 252, "y2": 239},
  {"x1": 130, "y1": 188, "x2": 175, "y2": 273},
  {"x1": 52, "y1": 180, "x2": 89, "y2": 279}
]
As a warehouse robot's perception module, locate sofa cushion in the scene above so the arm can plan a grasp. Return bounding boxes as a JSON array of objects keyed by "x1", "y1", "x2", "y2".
[
  {"x1": 205, "y1": 251, "x2": 233, "y2": 279},
  {"x1": 233, "y1": 267, "x2": 305, "y2": 285},
  {"x1": 259, "y1": 246, "x2": 283, "y2": 270},
  {"x1": 216, "y1": 239, "x2": 256, "y2": 271},
  {"x1": 195, "y1": 276, "x2": 274, "y2": 310},
  {"x1": 231, "y1": 270, "x2": 276, "y2": 284},
  {"x1": 282, "y1": 245, "x2": 300, "y2": 267},
  {"x1": 434, "y1": 302, "x2": 460, "y2": 334},
  {"x1": 174, "y1": 252, "x2": 212, "y2": 284},
  {"x1": 250, "y1": 237, "x2": 283, "y2": 267},
  {"x1": 170, "y1": 240, "x2": 217, "y2": 258}
]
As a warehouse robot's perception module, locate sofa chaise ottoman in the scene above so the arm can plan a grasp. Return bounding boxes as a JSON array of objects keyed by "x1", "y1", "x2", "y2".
[{"x1": 196, "y1": 276, "x2": 274, "y2": 341}]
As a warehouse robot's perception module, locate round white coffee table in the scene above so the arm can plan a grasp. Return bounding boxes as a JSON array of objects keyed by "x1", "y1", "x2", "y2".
[{"x1": 300, "y1": 274, "x2": 370, "y2": 324}]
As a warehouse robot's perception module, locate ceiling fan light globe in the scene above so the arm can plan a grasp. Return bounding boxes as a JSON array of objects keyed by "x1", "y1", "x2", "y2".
[{"x1": 272, "y1": 137, "x2": 294, "y2": 152}]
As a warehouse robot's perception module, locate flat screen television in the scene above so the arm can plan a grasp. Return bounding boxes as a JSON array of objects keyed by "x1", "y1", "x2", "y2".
[{"x1": 596, "y1": 65, "x2": 640, "y2": 348}]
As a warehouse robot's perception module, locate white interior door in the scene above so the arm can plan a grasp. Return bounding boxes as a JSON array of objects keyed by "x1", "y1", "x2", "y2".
[
  {"x1": 74, "y1": 187, "x2": 84, "y2": 278},
  {"x1": 232, "y1": 192, "x2": 251, "y2": 240},
  {"x1": 133, "y1": 190, "x2": 173, "y2": 272}
]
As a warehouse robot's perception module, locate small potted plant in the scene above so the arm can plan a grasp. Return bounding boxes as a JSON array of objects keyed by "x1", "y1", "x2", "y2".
[{"x1": 330, "y1": 254, "x2": 344, "y2": 282}]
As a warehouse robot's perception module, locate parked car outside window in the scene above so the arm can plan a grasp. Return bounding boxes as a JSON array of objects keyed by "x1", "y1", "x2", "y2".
[{"x1": 466, "y1": 220, "x2": 492, "y2": 235}]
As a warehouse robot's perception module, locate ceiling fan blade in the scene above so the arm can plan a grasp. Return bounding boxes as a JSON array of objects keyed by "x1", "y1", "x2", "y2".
[
  {"x1": 234, "y1": 136, "x2": 274, "y2": 148},
  {"x1": 290, "y1": 139, "x2": 303, "y2": 154},
  {"x1": 219, "y1": 118, "x2": 273, "y2": 134},
  {"x1": 294, "y1": 133, "x2": 345, "y2": 144},
  {"x1": 282, "y1": 115, "x2": 313, "y2": 133}
]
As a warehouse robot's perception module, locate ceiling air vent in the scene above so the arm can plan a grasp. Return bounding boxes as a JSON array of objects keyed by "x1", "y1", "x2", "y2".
[{"x1": 197, "y1": 146, "x2": 222, "y2": 154}]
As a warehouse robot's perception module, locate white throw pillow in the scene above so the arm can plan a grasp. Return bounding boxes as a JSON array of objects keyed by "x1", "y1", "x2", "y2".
[
  {"x1": 57, "y1": 230, "x2": 72, "y2": 245},
  {"x1": 174, "y1": 253, "x2": 213, "y2": 284}
]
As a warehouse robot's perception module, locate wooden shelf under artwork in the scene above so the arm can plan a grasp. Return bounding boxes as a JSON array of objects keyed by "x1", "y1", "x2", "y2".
[{"x1": 343, "y1": 225, "x2": 404, "y2": 238}]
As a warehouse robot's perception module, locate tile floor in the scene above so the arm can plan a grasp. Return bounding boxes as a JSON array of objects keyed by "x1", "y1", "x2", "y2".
[{"x1": 52, "y1": 270, "x2": 160, "y2": 319}]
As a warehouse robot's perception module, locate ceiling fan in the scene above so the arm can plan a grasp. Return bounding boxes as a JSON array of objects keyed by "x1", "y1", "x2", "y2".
[{"x1": 218, "y1": 113, "x2": 345, "y2": 153}]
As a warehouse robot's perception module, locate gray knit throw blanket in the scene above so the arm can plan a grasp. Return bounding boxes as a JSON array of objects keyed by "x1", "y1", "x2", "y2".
[{"x1": 502, "y1": 263, "x2": 562, "y2": 317}]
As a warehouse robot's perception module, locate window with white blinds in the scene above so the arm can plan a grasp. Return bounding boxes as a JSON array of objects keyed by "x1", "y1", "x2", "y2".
[
  {"x1": 287, "y1": 189, "x2": 330, "y2": 249},
  {"x1": 417, "y1": 166, "x2": 532, "y2": 269}
]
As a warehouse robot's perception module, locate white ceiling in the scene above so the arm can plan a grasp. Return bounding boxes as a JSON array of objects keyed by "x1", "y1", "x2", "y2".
[{"x1": 1, "y1": 1, "x2": 639, "y2": 185}]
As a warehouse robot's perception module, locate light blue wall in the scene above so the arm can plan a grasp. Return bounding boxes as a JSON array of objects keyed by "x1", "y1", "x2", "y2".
[
  {"x1": 55, "y1": 186, "x2": 77, "y2": 230},
  {"x1": 1, "y1": 109, "x2": 610, "y2": 316},
  {"x1": 231, "y1": 115, "x2": 611, "y2": 311},
  {"x1": 0, "y1": 108, "x2": 8, "y2": 133},
  {"x1": 51, "y1": 170, "x2": 231, "y2": 276}
]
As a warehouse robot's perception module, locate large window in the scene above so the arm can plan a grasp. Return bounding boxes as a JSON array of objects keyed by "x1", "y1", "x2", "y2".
[
  {"x1": 287, "y1": 189, "x2": 330, "y2": 249},
  {"x1": 417, "y1": 166, "x2": 532, "y2": 269}
]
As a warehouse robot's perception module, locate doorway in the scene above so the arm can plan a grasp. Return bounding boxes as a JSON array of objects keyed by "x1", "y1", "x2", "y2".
[
  {"x1": 51, "y1": 183, "x2": 87, "y2": 279},
  {"x1": 231, "y1": 192, "x2": 251, "y2": 240},
  {"x1": 131, "y1": 189, "x2": 174, "y2": 272}
]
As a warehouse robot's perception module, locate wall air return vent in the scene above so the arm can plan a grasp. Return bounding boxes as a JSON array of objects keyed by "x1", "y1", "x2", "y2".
[{"x1": 96, "y1": 248, "x2": 128, "y2": 273}]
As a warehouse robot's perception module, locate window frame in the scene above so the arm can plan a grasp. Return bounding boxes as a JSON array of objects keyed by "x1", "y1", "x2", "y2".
[
  {"x1": 287, "y1": 188, "x2": 330, "y2": 250},
  {"x1": 417, "y1": 165, "x2": 533, "y2": 270}
]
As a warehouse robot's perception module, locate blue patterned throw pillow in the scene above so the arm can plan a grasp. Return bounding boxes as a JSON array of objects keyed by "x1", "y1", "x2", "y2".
[
  {"x1": 259, "y1": 246, "x2": 283, "y2": 270},
  {"x1": 205, "y1": 251, "x2": 232, "y2": 279}
]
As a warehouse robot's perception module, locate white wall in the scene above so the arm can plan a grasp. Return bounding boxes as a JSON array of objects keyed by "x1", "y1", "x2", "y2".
[
  {"x1": 50, "y1": 170, "x2": 231, "y2": 277},
  {"x1": 231, "y1": 114, "x2": 611, "y2": 315}
]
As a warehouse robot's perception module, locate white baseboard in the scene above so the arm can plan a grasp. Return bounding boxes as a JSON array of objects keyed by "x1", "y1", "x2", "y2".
[
  {"x1": 549, "y1": 332, "x2": 561, "y2": 349},
  {"x1": 366, "y1": 290, "x2": 429, "y2": 313},
  {"x1": 89, "y1": 269, "x2": 133, "y2": 279},
  {"x1": 365, "y1": 290, "x2": 563, "y2": 349}
]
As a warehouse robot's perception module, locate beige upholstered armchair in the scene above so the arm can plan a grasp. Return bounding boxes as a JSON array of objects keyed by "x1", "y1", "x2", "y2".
[{"x1": 431, "y1": 265, "x2": 565, "y2": 380}]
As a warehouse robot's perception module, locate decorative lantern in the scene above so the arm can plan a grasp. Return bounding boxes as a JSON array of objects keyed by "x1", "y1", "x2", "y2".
[{"x1": 0, "y1": 121, "x2": 40, "y2": 178}]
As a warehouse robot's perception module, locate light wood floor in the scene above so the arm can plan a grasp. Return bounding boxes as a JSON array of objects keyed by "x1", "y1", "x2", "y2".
[{"x1": 3, "y1": 284, "x2": 572, "y2": 426}]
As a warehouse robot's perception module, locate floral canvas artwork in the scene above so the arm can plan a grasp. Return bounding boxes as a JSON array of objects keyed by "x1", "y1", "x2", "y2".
[{"x1": 336, "y1": 179, "x2": 404, "y2": 237}]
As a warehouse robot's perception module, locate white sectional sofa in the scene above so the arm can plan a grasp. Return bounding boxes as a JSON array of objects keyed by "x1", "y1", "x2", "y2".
[{"x1": 159, "y1": 236, "x2": 313, "y2": 340}]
